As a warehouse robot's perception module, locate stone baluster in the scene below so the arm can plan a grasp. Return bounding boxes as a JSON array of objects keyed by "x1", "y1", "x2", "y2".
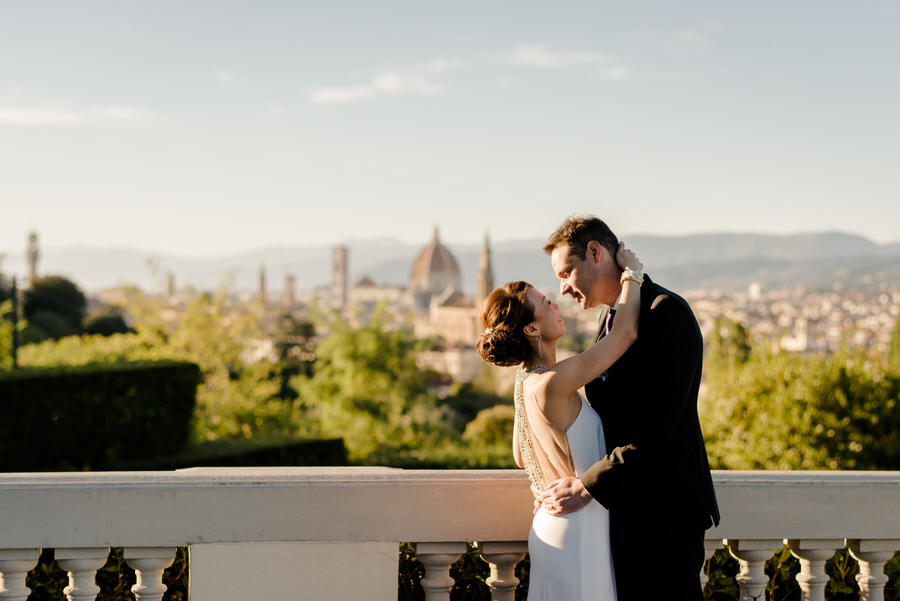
[
  {"x1": 476, "y1": 541, "x2": 527, "y2": 601},
  {"x1": 701, "y1": 539, "x2": 723, "y2": 591},
  {"x1": 0, "y1": 549, "x2": 41, "y2": 601},
  {"x1": 124, "y1": 547, "x2": 177, "y2": 601},
  {"x1": 848, "y1": 539, "x2": 900, "y2": 601},
  {"x1": 416, "y1": 542, "x2": 466, "y2": 601},
  {"x1": 787, "y1": 539, "x2": 841, "y2": 601},
  {"x1": 56, "y1": 548, "x2": 110, "y2": 601},
  {"x1": 725, "y1": 539, "x2": 782, "y2": 601}
]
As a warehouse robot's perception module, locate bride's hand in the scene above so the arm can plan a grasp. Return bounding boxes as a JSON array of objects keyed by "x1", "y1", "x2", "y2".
[{"x1": 616, "y1": 242, "x2": 642, "y2": 272}]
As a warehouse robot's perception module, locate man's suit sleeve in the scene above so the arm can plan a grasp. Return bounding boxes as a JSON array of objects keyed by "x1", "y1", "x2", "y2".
[{"x1": 580, "y1": 293, "x2": 703, "y2": 509}]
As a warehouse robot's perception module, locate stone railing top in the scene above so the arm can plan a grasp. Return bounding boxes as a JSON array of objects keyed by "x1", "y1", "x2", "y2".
[
  {"x1": 0, "y1": 467, "x2": 529, "y2": 486},
  {"x1": 2, "y1": 469, "x2": 900, "y2": 549}
]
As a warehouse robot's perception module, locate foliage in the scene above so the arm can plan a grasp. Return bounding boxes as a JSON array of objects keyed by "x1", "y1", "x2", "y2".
[
  {"x1": 26, "y1": 547, "x2": 188, "y2": 601},
  {"x1": 22, "y1": 275, "x2": 87, "y2": 339},
  {"x1": 440, "y1": 381, "x2": 511, "y2": 433},
  {"x1": 84, "y1": 306, "x2": 135, "y2": 336},
  {"x1": 0, "y1": 299, "x2": 14, "y2": 370},
  {"x1": 293, "y1": 308, "x2": 455, "y2": 462},
  {"x1": 701, "y1": 546, "x2": 900, "y2": 601},
  {"x1": 22, "y1": 309, "x2": 81, "y2": 343},
  {"x1": 19, "y1": 286, "x2": 307, "y2": 443},
  {"x1": 890, "y1": 311, "x2": 900, "y2": 372},
  {"x1": 399, "y1": 542, "x2": 529, "y2": 601},
  {"x1": 705, "y1": 316, "x2": 752, "y2": 372},
  {"x1": 379, "y1": 440, "x2": 518, "y2": 469},
  {"x1": 0, "y1": 361, "x2": 200, "y2": 471},
  {"x1": 0, "y1": 269, "x2": 10, "y2": 304},
  {"x1": 462, "y1": 404, "x2": 515, "y2": 447},
  {"x1": 702, "y1": 344, "x2": 900, "y2": 470}
]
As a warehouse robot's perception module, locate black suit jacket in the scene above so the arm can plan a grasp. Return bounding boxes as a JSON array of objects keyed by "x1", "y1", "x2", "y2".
[{"x1": 581, "y1": 275, "x2": 720, "y2": 536}]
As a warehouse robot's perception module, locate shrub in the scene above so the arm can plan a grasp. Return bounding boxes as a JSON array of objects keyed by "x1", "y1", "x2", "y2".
[
  {"x1": 463, "y1": 404, "x2": 515, "y2": 447},
  {"x1": 0, "y1": 361, "x2": 200, "y2": 471}
]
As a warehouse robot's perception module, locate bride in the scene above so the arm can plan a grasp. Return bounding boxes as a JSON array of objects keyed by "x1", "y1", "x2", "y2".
[{"x1": 475, "y1": 243, "x2": 642, "y2": 601}]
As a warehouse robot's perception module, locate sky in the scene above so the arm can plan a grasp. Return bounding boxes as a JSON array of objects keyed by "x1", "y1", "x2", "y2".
[{"x1": 2, "y1": 1, "x2": 899, "y2": 259}]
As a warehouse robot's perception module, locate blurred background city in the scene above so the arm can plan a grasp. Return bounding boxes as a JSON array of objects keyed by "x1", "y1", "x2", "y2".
[{"x1": 2, "y1": 0, "x2": 899, "y2": 471}]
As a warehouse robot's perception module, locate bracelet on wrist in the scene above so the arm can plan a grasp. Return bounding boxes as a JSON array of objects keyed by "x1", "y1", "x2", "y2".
[{"x1": 620, "y1": 268, "x2": 644, "y2": 285}]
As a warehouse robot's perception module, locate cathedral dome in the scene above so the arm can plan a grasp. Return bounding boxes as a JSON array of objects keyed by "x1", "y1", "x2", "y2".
[{"x1": 409, "y1": 226, "x2": 461, "y2": 296}]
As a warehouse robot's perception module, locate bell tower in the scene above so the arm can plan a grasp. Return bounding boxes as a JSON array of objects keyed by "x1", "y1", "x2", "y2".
[
  {"x1": 25, "y1": 231, "x2": 39, "y2": 287},
  {"x1": 476, "y1": 230, "x2": 493, "y2": 304}
]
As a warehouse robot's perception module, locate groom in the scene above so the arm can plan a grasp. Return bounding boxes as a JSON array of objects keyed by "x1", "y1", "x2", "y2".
[{"x1": 539, "y1": 215, "x2": 720, "y2": 600}]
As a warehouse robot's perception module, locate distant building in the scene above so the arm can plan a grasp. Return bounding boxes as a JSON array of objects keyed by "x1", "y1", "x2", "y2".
[
  {"x1": 26, "y1": 231, "x2": 39, "y2": 286},
  {"x1": 408, "y1": 226, "x2": 461, "y2": 309},
  {"x1": 476, "y1": 230, "x2": 494, "y2": 307},
  {"x1": 258, "y1": 265, "x2": 267, "y2": 303},
  {"x1": 284, "y1": 275, "x2": 295, "y2": 309},
  {"x1": 348, "y1": 276, "x2": 405, "y2": 308},
  {"x1": 332, "y1": 246, "x2": 349, "y2": 310},
  {"x1": 411, "y1": 228, "x2": 496, "y2": 383}
]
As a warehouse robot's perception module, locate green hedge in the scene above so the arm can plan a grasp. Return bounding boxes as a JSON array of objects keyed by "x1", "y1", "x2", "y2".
[
  {"x1": 110, "y1": 437, "x2": 348, "y2": 470},
  {"x1": 0, "y1": 361, "x2": 200, "y2": 471}
]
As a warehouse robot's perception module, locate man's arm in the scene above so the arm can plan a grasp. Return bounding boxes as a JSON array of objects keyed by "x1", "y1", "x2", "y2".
[{"x1": 582, "y1": 293, "x2": 702, "y2": 509}]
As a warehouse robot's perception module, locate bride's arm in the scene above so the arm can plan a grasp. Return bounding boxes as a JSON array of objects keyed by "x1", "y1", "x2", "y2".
[{"x1": 543, "y1": 245, "x2": 643, "y2": 396}]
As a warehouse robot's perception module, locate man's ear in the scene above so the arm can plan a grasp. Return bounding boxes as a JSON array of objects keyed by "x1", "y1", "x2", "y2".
[{"x1": 586, "y1": 240, "x2": 605, "y2": 265}]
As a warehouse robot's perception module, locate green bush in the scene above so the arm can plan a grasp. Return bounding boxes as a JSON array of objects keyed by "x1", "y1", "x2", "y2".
[
  {"x1": 462, "y1": 405, "x2": 515, "y2": 447},
  {"x1": 702, "y1": 347, "x2": 900, "y2": 470},
  {"x1": 112, "y1": 436, "x2": 348, "y2": 470},
  {"x1": 0, "y1": 361, "x2": 200, "y2": 471}
]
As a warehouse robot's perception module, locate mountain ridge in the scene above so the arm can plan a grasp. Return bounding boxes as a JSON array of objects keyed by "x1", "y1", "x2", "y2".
[{"x1": 2, "y1": 231, "x2": 899, "y2": 295}]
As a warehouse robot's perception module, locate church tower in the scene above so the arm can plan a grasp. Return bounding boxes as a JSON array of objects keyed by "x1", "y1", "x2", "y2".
[
  {"x1": 258, "y1": 264, "x2": 267, "y2": 303},
  {"x1": 476, "y1": 230, "x2": 493, "y2": 305},
  {"x1": 284, "y1": 275, "x2": 295, "y2": 309},
  {"x1": 25, "y1": 231, "x2": 39, "y2": 287},
  {"x1": 332, "y1": 245, "x2": 349, "y2": 310}
]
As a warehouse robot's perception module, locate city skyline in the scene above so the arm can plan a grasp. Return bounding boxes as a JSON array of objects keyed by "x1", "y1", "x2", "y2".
[{"x1": 2, "y1": 1, "x2": 899, "y2": 257}]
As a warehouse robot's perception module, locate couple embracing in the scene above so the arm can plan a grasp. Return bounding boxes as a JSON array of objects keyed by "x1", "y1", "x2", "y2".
[{"x1": 477, "y1": 216, "x2": 721, "y2": 601}]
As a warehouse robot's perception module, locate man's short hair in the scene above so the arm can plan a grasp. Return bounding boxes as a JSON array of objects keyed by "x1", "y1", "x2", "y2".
[{"x1": 543, "y1": 215, "x2": 619, "y2": 260}]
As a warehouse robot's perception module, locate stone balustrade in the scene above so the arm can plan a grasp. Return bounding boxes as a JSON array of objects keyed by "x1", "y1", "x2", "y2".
[{"x1": 1, "y1": 468, "x2": 900, "y2": 600}]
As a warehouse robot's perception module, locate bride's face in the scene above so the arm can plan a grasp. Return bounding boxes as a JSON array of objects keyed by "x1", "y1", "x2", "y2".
[{"x1": 525, "y1": 287, "x2": 566, "y2": 341}]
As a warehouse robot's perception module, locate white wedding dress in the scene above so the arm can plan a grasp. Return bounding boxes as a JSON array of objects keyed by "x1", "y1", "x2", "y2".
[{"x1": 517, "y1": 369, "x2": 617, "y2": 601}]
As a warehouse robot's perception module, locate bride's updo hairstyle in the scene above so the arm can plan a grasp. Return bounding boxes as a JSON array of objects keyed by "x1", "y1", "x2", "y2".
[{"x1": 476, "y1": 281, "x2": 536, "y2": 367}]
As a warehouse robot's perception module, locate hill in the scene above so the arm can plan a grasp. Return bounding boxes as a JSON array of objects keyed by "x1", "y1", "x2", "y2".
[{"x1": 2, "y1": 231, "x2": 898, "y2": 295}]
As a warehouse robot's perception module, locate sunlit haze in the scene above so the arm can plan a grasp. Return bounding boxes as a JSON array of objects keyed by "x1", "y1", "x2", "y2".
[{"x1": 2, "y1": 1, "x2": 899, "y2": 258}]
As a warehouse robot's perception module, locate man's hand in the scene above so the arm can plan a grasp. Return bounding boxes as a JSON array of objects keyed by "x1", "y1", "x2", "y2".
[
  {"x1": 530, "y1": 483, "x2": 543, "y2": 515},
  {"x1": 540, "y1": 477, "x2": 593, "y2": 516}
]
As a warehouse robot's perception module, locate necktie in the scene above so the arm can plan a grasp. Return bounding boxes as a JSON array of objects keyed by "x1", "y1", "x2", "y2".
[{"x1": 604, "y1": 308, "x2": 617, "y2": 336}]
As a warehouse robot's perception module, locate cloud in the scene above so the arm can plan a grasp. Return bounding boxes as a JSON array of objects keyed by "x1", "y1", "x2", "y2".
[
  {"x1": 0, "y1": 106, "x2": 84, "y2": 125},
  {"x1": 0, "y1": 105, "x2": 158, "y2": 126},
  {"x1": 501, "y1": 44, "x2": 616, "y2": 70},
  {"x1": 214, "y1": 70, "x2": 240, "y2": 86},
  {"x1": 262, "y1": 103, "x2": 289, "y2": 115},
  {"x1": 498, "y1": 44, "x2": 630, "y2": 79},
  {"x1": 665, "y1": 30, "x2": 710, "y2": 56},
  {"x1": 92, "y1": 106, "x2": 158, "y2": 122},
  {"x1": 309, "y1": 59, "x2": 461, "y2": 105}
]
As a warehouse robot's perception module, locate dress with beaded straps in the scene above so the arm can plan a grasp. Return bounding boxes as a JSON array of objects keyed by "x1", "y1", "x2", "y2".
[{"x1": 515, "y1": 366, "x2": 617, "y2": 601}]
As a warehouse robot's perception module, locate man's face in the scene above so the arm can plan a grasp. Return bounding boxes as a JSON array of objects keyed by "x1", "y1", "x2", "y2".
[{"x1": 550, "y1": 243, "x2": 620, "y2": 310}]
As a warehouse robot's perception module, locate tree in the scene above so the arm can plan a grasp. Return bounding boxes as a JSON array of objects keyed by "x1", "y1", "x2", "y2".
[
  {"x1": 18, "y1": 285, "x2": 299, "y2": 443},
  {"x1": 294, "y1": 308, "x2": 453, "y2": 462},
  {"x1": 462, "y1": 404, "x2": 515, "y2": 447},
  {"x1": 705, "y1": 316, "x2": 752, "y2": 372},
  {"x1": 84, "y1": 307, "x2": 135, "y2": 337},
  {"x1": 889, "y1": 310, "x2": 900, "y2": 372},
  {"x1": 702, "y1": 346, "x2": 900, "y2": 470},
  {"x1": 23, "y1": 275, "x2": 87, "y2": 340}
]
